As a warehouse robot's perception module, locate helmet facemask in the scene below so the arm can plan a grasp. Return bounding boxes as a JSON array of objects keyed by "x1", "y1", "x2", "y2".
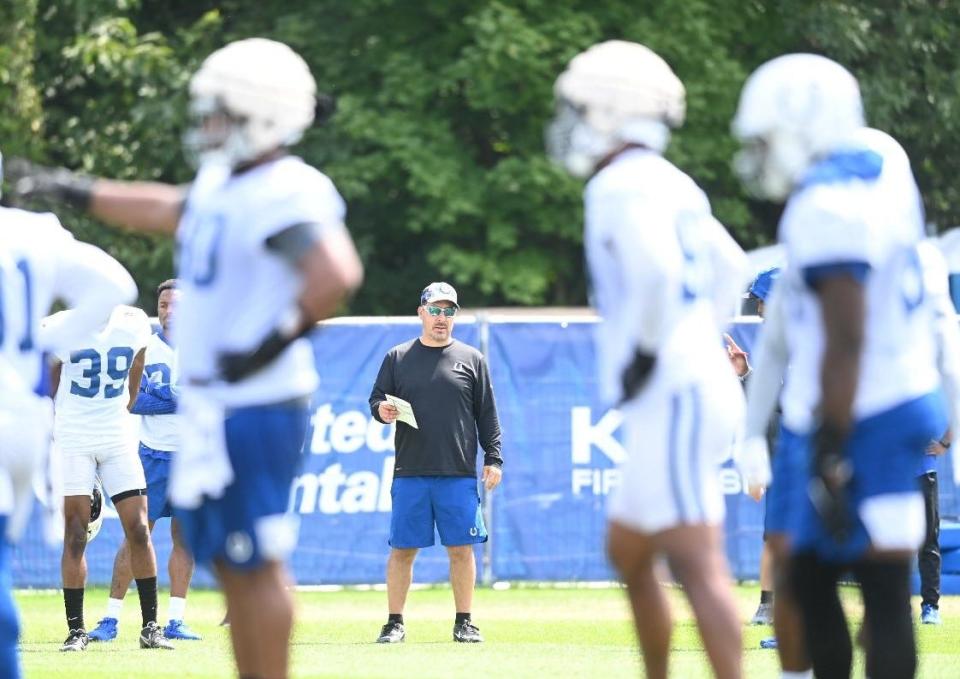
[
  {"x1": 546, "y1": 99, "x2": 617, "y2": 178},
  {"x1": 184, "y1": 95, "x2": 259, "y2": 169}
]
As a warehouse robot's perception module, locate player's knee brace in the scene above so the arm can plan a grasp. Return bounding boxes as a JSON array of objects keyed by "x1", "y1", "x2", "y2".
[
  {"x1": 790, "y1": 551, "x2": 851, "y2": 679},
  {"x1": 856, "y1": 559, "x2": 916, "y2": 679}
]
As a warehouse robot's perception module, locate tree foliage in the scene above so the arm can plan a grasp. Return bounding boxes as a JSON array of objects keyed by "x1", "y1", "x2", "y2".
[{"x1": 3, "y1": 1, "x2": 959, "y2": 312}]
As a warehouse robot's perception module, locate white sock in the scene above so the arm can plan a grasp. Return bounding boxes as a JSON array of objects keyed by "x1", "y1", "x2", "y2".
[
  {"x1": 106, "y1": 597, "x2": 123, "y2": 620},
  {"x1": 781, "y1": 671, "x2": 813, "y2": 679},
  {"x1": 168, "y1": 597, "x2": 186, "y2": 622}
]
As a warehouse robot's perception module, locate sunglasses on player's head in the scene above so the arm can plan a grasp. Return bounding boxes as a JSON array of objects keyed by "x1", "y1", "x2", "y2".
[{"x1": 424, "y1": 304, "x2": 457, "y2": 317}]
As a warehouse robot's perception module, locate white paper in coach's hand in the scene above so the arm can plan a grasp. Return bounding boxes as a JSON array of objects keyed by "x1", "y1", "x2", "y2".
[{"x1": 385, "y1": 394, "x2": 419, "y2": 429}]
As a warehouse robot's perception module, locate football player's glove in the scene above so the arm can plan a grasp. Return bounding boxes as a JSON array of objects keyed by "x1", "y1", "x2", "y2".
[
  {"x1": 4, "y1": 158, "x2": 94, "y2": 210},
  {"x1": 808, "y1": 423, "x2": 853, "y2": 543}
]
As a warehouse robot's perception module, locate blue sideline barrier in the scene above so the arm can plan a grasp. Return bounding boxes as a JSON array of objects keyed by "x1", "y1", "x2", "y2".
[{"x1": 10, "y1": 316, "x2": 959, "y2": 590}]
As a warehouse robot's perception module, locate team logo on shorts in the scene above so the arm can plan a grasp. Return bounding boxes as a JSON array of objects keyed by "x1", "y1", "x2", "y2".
[
  {"x1": 226, "y1": 530, "x2": 254, "y2": 563},
  {"x1": 469, "y1": 527, "x2": 478, "y2": 537}
]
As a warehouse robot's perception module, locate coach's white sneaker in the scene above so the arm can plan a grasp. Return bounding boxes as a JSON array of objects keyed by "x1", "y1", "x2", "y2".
[{"x1": 453, "y1": 620, "x2": 483, "y2": 643}]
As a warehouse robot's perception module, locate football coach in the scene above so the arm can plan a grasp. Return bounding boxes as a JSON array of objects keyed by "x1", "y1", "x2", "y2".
[{"x1": 369, "y1": 282, "x2": 503, "y2": 645}]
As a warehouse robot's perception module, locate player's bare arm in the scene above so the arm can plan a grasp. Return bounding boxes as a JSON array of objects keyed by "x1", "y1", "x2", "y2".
[
  {"x1": 816, "y1": 276, "x2": 865, "y2": 434},
  {"x1": 126, "y1": 347, "x2": 147, "y2": 411},
  {"x1": 89, "y1": 180, "x2": 184, "y2": 237}
]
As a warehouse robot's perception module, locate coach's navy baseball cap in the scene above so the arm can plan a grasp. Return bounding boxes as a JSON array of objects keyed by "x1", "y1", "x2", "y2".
[
  {"x1": 420, "y1": 282, "x2": 459, "y2": 307},
  {"x1": 748, "y1": 267, "x2": 781, "y2": 301}
]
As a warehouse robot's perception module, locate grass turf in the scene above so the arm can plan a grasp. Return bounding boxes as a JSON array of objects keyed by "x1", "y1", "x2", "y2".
[{"x1": 15, "y1": 584, "x2": 960, "y2": 678}]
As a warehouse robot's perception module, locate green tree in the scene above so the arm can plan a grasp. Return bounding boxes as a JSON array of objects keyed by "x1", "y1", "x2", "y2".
[{"x1": 6, "y1": 1, "x2": 960, "y2": 313}]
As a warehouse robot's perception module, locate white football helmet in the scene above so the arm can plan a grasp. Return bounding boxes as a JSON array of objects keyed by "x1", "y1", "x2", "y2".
[
  {"x1": 184, "y1": 38, "x2": 317, "y2": 168},
  {"x1": 731, "y1": 53, "x2": 864, "y2": 201},
  {"x1": 546, "y1": 40, "x2": 686, "y2": 177}
]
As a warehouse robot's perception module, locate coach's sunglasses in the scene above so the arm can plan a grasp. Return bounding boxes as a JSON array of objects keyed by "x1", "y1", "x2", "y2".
[{"x1": 425, "y1": 305, "x2": 457, "y2": 317}]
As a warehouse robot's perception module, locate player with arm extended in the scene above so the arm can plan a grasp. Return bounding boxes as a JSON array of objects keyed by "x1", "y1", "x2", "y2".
[
  {"x1": 547, "y1": 41, "x2": 750, "y2": 679},
  {"x1": 0, "y1": 152, "x2": 138, "y2": 676},
  {"x1": 733, "y1": 58, "x2": 950, "y2": 679},
  {"x1": 369, "y1": 283, "x2": 502, "y2": 644},
  {"x1": 47, "y1": 304, "x2": 172, "y2": 652},
  {"x1": 9, "y1": 38, "x2": 363, "y2": 679},
  {"x1": 88, "y1": 279, "x2": 202, "y2": 643}
]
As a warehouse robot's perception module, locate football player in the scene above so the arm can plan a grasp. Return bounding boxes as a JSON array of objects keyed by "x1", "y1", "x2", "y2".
[
  {"x1": 733, "y1": 56, "x2": 957, "y2": 679},
  {"x1": 0, "y1": 151, "x2": 140, "y2": 674},
  {"x1": 547, "y1": 41, "x2": 750, "y2": 679},
  {"x1": 7, "y1": 38, "x2": 363, "y2": 678},
  {"x1": 48, "y1": 303, "x2": 173, "y2": 651},
  {"x1": 88, "y1": 279, "x2": 201, "y2": 643}
]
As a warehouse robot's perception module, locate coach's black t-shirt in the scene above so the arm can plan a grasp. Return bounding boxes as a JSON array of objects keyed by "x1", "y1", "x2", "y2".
[{"x1": 369, "y1": 339, "x2": 503, "y2": 477}]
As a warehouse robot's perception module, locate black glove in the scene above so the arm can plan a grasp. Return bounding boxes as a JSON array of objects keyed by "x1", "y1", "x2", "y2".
[
  {"x1": 4, "y1": 158, "x2": 95, "y2": 210},
  {"x1": 620, "y1": 348, "x2": 656, "y2": 403},
  {"x1": 808, "y1": 422, "x2": 853, "y2": 543},
  {"x1": 217, "y1": 318, "x2": 311, "y2": 383}
]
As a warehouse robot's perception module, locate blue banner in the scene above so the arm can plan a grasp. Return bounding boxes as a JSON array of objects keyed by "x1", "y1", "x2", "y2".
[{"x1": 10, "y1": 317, "x2": 958, "y2": 588}]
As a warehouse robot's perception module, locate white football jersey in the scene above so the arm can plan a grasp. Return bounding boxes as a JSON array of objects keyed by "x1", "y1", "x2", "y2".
[
  {"x1": 777, "y1": 129, "x2": 939, "y2": 432},
  {"x1": 50, "y1": 305, "x2": 151, "y2": 451},
  {"x1": 175, "y1": 156, "x2": 346, "y2": 406},
  {"x1": 0, "y1": 208, "x2": 85, "y2": 393},
  {"x1": 584, "y1": 148, "x2": 748, "y2": 404},
  {"x1": 139, "y1": 332, "x2": 179, "y2": 452}
]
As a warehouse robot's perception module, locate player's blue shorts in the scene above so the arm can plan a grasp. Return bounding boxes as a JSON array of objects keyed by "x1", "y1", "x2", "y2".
[
  {"x1": 794, "y1": 392, "x2": 945, "y2": 562},
  {"x1": 175, "y1": 399, "x2": 309, "y2": 571},
  {"x1": 764, "y1": 423, "x2": 806, "y2": 540},
  {"x1": 389, "y1": 476, "x2": 487, "y2": 549},
  {"x1": 139, "y1": 443, "x2": 173, "y2": 522}
]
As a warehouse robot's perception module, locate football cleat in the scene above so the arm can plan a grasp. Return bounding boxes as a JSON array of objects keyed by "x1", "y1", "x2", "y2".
[
  {"x1": 60, "y1": 629, "x2": 89, "y2": 652},
  {"x1": 376, "y1": 621, "x2": 405, "y2": 644},
  {"x1": 139, "y1": 621, "x2": 175, "y2": 649},
  {"x1": 88, "y1": 616, "x2": 119, "y2": 641},
  {"x1": 453, "y1": 620, "x2": 483, "y2": 643},
  {"x1": 760, "y1": 636, "x2": 778, "y2": 649},
  {"x1": 163, "y1": 619, "x2": 202, "y2": 640}
]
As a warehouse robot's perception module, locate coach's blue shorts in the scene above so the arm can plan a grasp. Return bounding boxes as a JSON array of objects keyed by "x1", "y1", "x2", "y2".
[
  {"x1": 139, "y1": 443, "x2": 173, "y2": 522},
  {"x1": 389, "y1": 476, "x2": 487, "y2": 548},
  {"x1": 794, "y1": 392, "x2": 945, "y2": 562},
  {"x1": 764, "y1": 423, "x2": 806, "y2": 540},
  {"x1": 175, "y1": 400, "x2": 309, "y2": 571}
]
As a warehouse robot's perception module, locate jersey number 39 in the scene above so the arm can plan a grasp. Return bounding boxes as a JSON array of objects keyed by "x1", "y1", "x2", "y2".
[{"x1": 69, "y1": 347, "x2": 135, "y2": 398}]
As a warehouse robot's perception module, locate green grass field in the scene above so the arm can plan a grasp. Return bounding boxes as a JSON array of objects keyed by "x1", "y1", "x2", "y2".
[{"x1": 14, "y1": 585, "x2": 960, "y2": 678}]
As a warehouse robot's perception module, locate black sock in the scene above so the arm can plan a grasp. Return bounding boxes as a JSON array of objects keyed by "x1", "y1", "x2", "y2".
[
  {"x1": 63, "y1": 588, "x2": 84, "y2": 631},
  {"x1": 760, "y1": 590, "x2": 773, "y2": 605},
  {"x1": 455, "y1": 612, "x2": 471, "y2": 625},
  {"x1": 388, "y1": 613, "x2": 403, "y2": 625},
  {"x1": 135, "y1": 576, "x2": 158, "y2": 627}
]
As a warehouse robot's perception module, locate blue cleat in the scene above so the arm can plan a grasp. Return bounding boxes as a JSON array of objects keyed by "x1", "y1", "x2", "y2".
[
  {"x1": 759, "y1": 636, "x2": 778, "y2": 649},
  {"x1": 163, "y1": 619, "x2": 202, "y2": 640},
  {"x1": 88, "y1": 617, "x2": 119, "y2": 642},
  {"x1": 920, "y1": 604, "x2": 942, "y2": 625}
]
